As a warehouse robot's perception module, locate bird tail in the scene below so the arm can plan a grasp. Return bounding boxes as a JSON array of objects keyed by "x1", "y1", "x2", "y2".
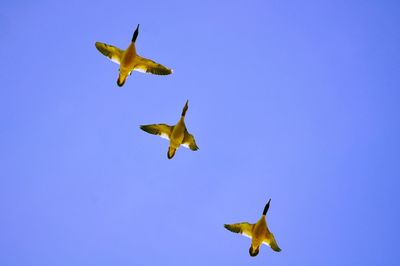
[
  {"x1": 263, "y1": 199, "x2": 271, "y2": 215},
  {"x1": 132, "y1": 24, "x2": 140, "y2": 42},
  {"x1": 181, "y1": 100, "x2": 189, "y2": 117}
]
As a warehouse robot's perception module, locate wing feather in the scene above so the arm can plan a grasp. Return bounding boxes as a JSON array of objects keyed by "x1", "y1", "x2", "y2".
[
  {"x1": 134, "y1": 56, "x2": 173, "y2": 75},
  {"x1": 140, "y1": 124, "x2": 173, "y2": 140},
  {"x1": 263, "y1": 232, "x2": 281, "y2": 252},
  {"x1": 224, "y1": 222, "x2": 254, "y2": 239},
  {"x1": 181, "y1": 130, "x2": 199, "y2": 150},
  {"x1": 95, "y1": 42, "x2": 123, "y2": 64}
]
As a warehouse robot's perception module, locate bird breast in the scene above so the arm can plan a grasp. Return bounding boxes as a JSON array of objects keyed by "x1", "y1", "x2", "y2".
[
  {"x1": 170, "y1": 122, "x2": 185, "y2": 147},
  {"x1": 121, "y1": 44, "x2": 137, "y2": 68}
]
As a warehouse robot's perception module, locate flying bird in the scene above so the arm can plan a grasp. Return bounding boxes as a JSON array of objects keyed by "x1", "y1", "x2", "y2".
[
  {"x1": 95, "y1": 24, "x2": 173, "y2": 87},
  {"x1": 224, "y1": 199, "x2": 281, "y2": 257},
  {"x1": 140, "y1": 100, "x2": 199, "y2": 159}
]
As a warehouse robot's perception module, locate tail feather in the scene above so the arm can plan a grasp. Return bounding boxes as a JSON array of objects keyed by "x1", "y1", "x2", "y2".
[
  {"x1": 181, "y1": 100, "x2": 189, "y2": 117},
  {"x1": 263, "y1": 199, "x2": 271, "y2": 215},
  {"x1": 132, "y1": 24, "x2": 140, "y2": 42}
]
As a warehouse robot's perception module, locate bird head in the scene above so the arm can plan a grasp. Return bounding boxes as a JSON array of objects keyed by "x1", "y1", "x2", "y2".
[
  {"x1": 117, "y1": 75, "x2": 126, "y2": 87},
  {"x1": 167, "y1": 147, "x2": 176, "y2": 159},
  {"x1": 249, "y1": 246, "x2": 259, "y2": 257}
]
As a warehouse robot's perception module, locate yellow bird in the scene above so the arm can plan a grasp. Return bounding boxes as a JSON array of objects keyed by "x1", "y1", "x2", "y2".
[
  {"x1": 95, "y1": 24, "x2": 173, "y2": 87},
  {"x1": 224, "y1": 199, "x2": 281, "y2": 257},
  {"x1": 140, "y1": 100, "x2": 199, "y2": 159}
]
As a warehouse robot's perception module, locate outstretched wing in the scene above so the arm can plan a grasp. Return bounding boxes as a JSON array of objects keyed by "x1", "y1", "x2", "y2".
[
  {"x1": 181, "y1": 130, "x2": 199, "y2": 151},
  {"x1": 224, "y1": 222, "x2": 254, "y2": 239},
  {"x1": 263, "y1": 232, "x2": 281, "y2": 252},
  {"x1": 134, "y1": 55, "x2": 173, "y2": 75},
  {"x1": 140, "y1": 124, "x2": 173, "y2": 140},
  {"x1": 95, "y1": 42, "x2": 123, "y2": 64}
]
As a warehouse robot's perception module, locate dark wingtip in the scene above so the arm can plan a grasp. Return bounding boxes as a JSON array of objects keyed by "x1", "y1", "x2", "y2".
[
  {"x1": 132, "y1": 24, "x2": 140, "y2": 42},
  {"x1": 263, "y1": 198, "x2": 271, "y2": 215},
  {"x1": 95, "y1": 42, "x2": 104, "y2": 53}
]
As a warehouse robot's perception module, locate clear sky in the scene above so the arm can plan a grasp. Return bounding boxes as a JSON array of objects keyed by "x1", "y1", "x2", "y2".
[{"x1": 1, "y1": 0, "x2": 400, "y2": 265}]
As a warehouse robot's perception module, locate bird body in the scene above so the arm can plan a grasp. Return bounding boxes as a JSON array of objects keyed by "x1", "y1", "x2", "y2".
[
  {"x1": 251, "y1": 216, "x2": 268, "y2": 249},
  {"x1": 168, "y1": 118, "x2": 185, "y2": 154},
  {"x1": 116, "y1": 42, "x2": 136, "y2": 86}
]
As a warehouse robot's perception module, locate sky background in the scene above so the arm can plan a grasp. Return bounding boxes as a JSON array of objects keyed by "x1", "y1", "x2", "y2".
[{"x1": 1, "y1": 0, "x2": 400, "y2": 265}]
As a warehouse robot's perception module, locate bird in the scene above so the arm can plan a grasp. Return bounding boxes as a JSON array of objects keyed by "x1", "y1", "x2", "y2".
[
  {"x1": 140, "y1": 100, "x2": 199, "y2": 159},
  {"x1": 95, "y1": 24, "x2": 173, "y2": 87},
  {"x1": 224, "y1": 199, "x2": 281, "y2": 257}
]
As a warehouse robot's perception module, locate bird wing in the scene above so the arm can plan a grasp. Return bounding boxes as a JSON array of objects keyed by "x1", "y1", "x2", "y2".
[
  {"x1": 263, "y1": 232, "x2": 281, "y2": 252},
  {"x1": 140, "y1": 124, "x2": 173, "y2": 140},
  {"x1": 224, "y1": 222, "x2": 254, "y2": 239},
  {"x1": 134, "y1": 55, "x2": 173, "y2": 75},
  {"x1": 181, "y1": 130, "x2": 199, "y2": 151},
  {"x1": 95, "y1": 42, "x2": 123, "y2": 64}
]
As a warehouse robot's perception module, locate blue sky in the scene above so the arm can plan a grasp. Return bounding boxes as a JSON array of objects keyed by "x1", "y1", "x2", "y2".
[{"x1": 1, "y1": 0, "x2": 400, "y2": 265}]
